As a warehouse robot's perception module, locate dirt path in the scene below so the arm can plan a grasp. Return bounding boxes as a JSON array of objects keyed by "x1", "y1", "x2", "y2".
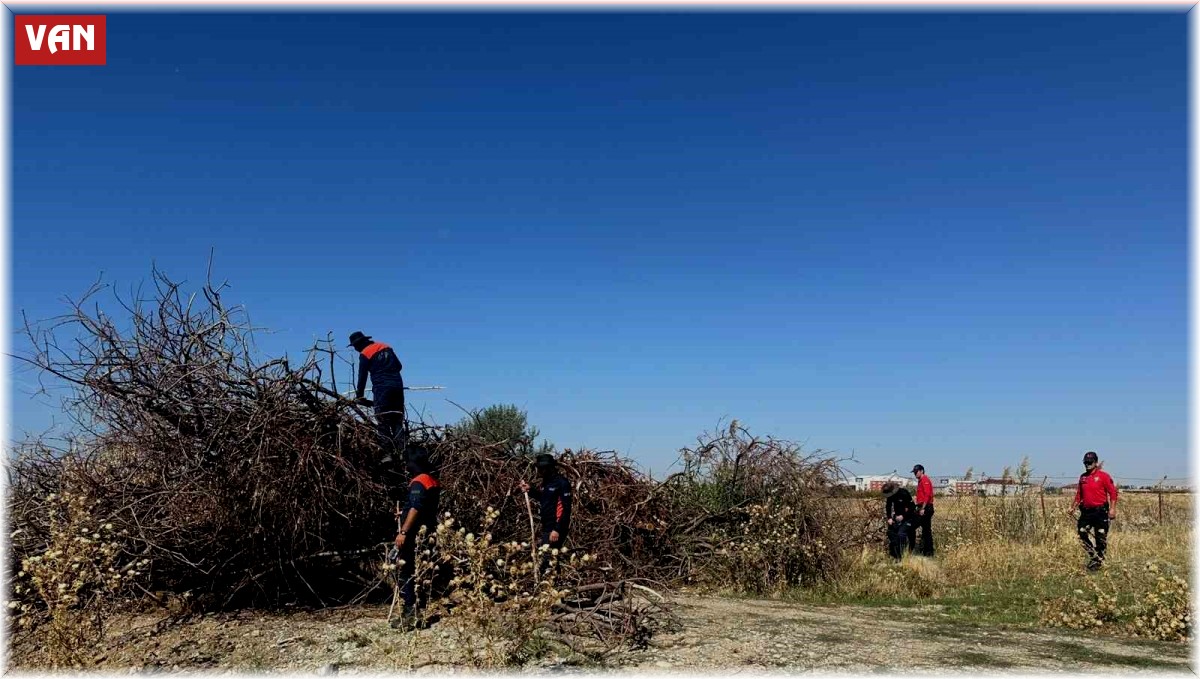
[
  {"x1": 622, "y1": 595, "x2": 1193, "y2": 673},
  {"x1": 10, "y1": 595, "x2": 1193, "y2": 673}
]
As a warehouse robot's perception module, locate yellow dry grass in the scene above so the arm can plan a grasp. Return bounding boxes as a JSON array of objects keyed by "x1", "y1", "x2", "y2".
[{"x1": 794, "y1": 493, "x2": 1192, "y2": 640}]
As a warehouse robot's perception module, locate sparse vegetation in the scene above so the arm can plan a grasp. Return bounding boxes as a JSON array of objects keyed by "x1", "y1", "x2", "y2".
[
  {"x1": 788, "y1": 492, "x2": 1191, "y2": 644},
  {"x1": 7, "y1": 487, "x2": 144, "y2": 668}
]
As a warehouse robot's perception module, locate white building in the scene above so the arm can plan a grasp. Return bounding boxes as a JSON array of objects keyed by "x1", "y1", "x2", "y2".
[
  {"x1": 850, "y1": 474, "x2": 912, "y2": 492},
  {"x1": 978, "y1": 478, "x2": 1036, "y2": 496},
  {"x1": 934, "y1": 477, "x2": 958, "y2": 495}
]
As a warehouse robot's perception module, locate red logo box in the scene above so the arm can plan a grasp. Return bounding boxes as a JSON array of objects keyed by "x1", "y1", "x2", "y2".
[{"x1": 15, "y1": 15, "x2": 106, "y2": 66}]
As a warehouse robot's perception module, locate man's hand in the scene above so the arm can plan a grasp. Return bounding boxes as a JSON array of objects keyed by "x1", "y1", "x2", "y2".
[
  {"x1": 1109, "y1": 508, "x2": 1117, "y2": 519},
  {"x1": 394, "y1": 532, "x2": 406, "y2": 549},
  {"x1": 886, "y1": 518, "x2": 894, "y2": 525},
  {"x1": 518, "y1": 479, "x2": 529, "y2": 493},
  {"x1": 918, "y1": 508, "x2": 925, "y2": 516},
  {"x1": 549, "y1": 530, "x2": 560, "y2": 543}
]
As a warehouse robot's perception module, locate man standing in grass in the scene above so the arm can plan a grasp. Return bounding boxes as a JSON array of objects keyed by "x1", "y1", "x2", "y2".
[
  {"x1": 881, "y1": 481, "x2": 916, "y2": 561},
  {"x1": 1073, "y1": 451, "x2": 1118, "y2": 571},
  {"x1": 911, "y1": 464, "x2": 935, "y2": 556}
]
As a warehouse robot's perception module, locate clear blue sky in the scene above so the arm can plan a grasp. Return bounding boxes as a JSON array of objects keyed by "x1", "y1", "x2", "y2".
[{"x1": 11, "y1": 11, "x2": 1188, "y2": 483}]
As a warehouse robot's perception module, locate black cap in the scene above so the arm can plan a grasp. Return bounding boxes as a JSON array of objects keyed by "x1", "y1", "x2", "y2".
[
  {"x1": 534, "y1": 453, "x2": 556, "y2": 470},
  {"x1": 1083, "y1": 451, "x2": 1099, "y2": 464},
  {"x1": 348, "y1": 331, "x2": 372, "y2": 348},
  {"x1": 911, "y1": 464, "x2": 925, "y2": 473}
]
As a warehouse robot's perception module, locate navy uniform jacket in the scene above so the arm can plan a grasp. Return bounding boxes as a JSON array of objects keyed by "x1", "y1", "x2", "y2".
[
  {"x1": 885, "y1": 488, "x2": 917, "y2": 522},
  {"x1": 401, "y1": 473, "x2": 441, "y2": 538},
  {"x1": 356, "y1": 341, "x2": 405, "y2": 407},
  {"x1": 530, "y1": 474, "x2": 573, "y2": 538}
]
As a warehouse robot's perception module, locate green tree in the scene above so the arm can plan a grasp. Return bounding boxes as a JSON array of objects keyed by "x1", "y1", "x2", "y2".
[{"x1": 454, "y1": 404, "x2": 555, "y2": 458}]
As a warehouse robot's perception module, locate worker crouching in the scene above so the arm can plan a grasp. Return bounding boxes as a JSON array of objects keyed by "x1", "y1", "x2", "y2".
[{"x1": 881, "y1": 481, "x2": 916, "y2": 561}]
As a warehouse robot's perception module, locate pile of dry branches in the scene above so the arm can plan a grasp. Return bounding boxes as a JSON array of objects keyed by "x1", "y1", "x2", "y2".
[
  {"x1": 12, "y1": 270, "x2": 392, "y2": 608},
  {"x1": 9, "y1": 269, "x2": 870, "y2": 617}
]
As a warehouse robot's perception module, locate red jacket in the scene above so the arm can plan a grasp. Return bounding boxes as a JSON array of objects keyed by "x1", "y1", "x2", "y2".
[
  {"x1": 915, "y1": 475, "x2": 934, "y2": 507},
  {"x1": 1074, "y1": 469, "x2": 1118, "y2": 509}
]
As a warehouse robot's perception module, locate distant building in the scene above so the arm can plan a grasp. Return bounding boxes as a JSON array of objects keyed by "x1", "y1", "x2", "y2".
[
  {"x1": 931, "y1": 477, "x2": 963, "y2": 496},
  {"x1": 851, "y1": 474, "x2": 912, "y2": 492},
  {"x1": 978, "y1": 478, "x2": 1037, "y2": 496}
]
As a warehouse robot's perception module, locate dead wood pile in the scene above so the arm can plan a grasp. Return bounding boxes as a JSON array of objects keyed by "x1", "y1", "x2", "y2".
[{"x1": 10, "y1": 270, "x2": 872, "y2": 612}]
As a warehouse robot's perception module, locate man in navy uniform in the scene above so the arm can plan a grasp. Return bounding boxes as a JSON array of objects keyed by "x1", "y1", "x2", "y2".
[
  {"x1": 519, "y1": 453, "x2": 573, "y2": 552},
  {"x1": 881, "y1": 481, "x2": 916, "y2": 561},
  {"x1": 349, "y1": 330, "x2": 406, "y2": 462},
  {"x1": 392, "y1": 451, "x2": 440, "y2": 628}
]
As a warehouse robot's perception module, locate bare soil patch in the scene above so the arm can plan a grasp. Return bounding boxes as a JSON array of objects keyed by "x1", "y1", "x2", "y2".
[{"x1": 9, "y1": 595, "x2": 1192, "y2": 673}]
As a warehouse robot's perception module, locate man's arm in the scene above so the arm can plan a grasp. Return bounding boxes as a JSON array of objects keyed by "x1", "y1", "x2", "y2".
[
  {"x1": 356, "y1": 354, "x2": 369, "y2": 400},
  {"x1": 1105, "y1": 473, "x2": 1119, "y2": 517},
  {"x1": 1072, "y1": 482, "x2": 1082, "y2": 509},
  {"x1": 556, "y1": 480, "x2": 572, "y2": 534},
  {"x1": 395, "y1": 484, "x2": 424, "y2": 547},
  {"x1": 518, "y1": 479, "x2": 541, "y2": 500}
]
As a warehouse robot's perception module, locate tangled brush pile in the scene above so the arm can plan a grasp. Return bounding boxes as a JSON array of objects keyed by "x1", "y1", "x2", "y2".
[{"x1": 10, "y1": 269, "x2": 868, "y2": 617}]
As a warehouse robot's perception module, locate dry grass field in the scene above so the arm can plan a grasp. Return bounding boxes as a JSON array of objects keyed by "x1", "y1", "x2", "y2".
[
  {"x1": 784, "y1": 492, "x2": 1191, "y2": 642},
  {"x1": 8, "y1": 491, "x2": 1190, "y2": 672}
]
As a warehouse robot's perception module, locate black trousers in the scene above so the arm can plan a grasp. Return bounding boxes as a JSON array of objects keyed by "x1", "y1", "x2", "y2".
[
  {"x1": 396, "y1": 541, "x2": 418, "y2": 609},
  {"x1": 887, "y1": 521, "x2": 911, "y2": 560},
  {"x1": 539, "y1": 530, "x2": 567, "y2": 575},
  {"x1": 912, "y1": 507, "x2": 935, "y2": 556},
  {"x1": 1078, "y1": 505, "x2": 1111, "y2": 564},
  {"x1": 374, "y1": 389, "x2": 407, "y2": 460}
]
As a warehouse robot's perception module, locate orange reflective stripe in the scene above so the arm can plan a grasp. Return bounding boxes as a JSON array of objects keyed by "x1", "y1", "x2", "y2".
[
  {"x1": 412, "y1": 473, "x2": 440, "y2": 490},
  {"x1": 361, "y1": 342, "x2": 390, "y2": 360},
  {"x1": 556, "y1": 498, "x2": 563, "y2": 521}
]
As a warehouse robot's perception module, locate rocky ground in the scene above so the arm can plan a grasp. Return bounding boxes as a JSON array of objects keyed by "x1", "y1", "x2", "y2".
[{"x1": 8, "y1": 594, "x2": 1193, "y2": 673}]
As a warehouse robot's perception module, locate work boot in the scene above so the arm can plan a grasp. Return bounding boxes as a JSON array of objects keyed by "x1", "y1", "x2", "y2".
[{"x1": 1087, "y1": 558, "x2": 1103, "y2": 571}]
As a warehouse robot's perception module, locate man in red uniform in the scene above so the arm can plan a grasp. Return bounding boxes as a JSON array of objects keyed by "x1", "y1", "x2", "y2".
[
  {"x1": 911, "y1": 464, "x2": 935, "y2": 556},
  {"x1": 1073, "y1": 451, "x2": 1118, "y2": 570}
]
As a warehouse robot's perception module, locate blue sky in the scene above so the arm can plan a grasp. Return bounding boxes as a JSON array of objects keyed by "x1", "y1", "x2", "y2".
[{"x1": 10, "y1": 11, "x2": 1188, "y2": 482}]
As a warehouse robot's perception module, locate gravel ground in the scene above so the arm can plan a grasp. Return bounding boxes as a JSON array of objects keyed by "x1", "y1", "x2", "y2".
[{"x1": 8, "y1": 594, "x2": 1193, "y2": 674}]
